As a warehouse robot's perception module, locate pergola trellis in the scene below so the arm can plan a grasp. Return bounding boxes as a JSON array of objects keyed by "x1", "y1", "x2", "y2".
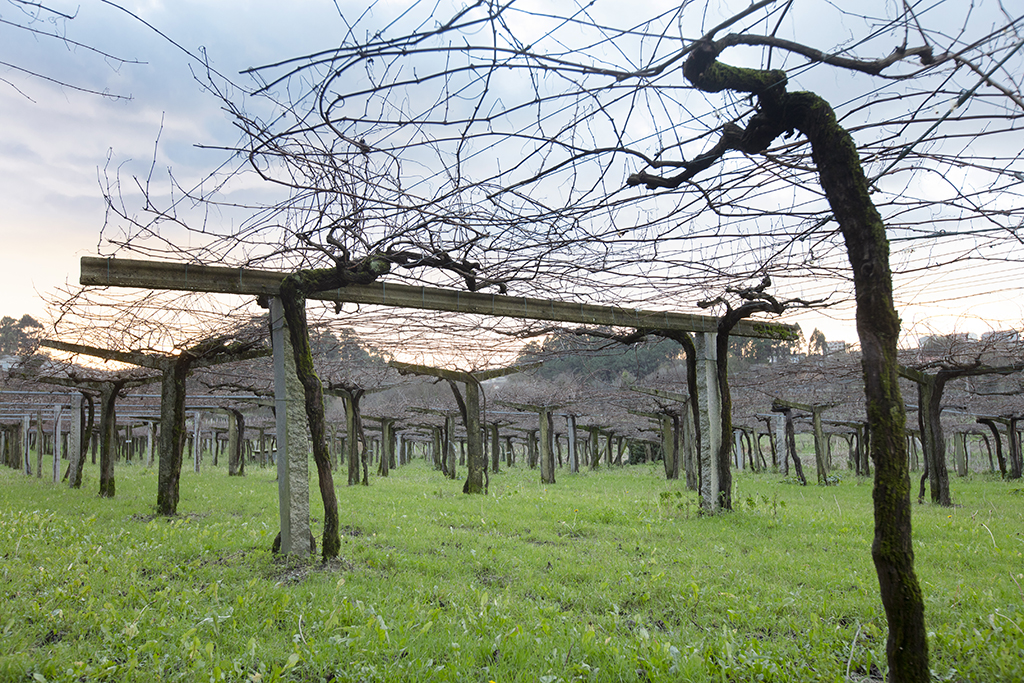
[{"x1": 79, "y1": 256, "x2": 797, "y2": 552}]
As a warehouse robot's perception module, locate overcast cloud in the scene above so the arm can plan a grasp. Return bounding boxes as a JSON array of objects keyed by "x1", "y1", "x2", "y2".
[
  {"x1": 2, "y1": 1, "x2": 1021, "y2": 346},
  {"x1": 1, "y1": 0, "x2": 353, "y2": 319}
]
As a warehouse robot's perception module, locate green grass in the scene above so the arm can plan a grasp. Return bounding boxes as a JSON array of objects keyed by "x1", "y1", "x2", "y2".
[{"x1": 2, "y1": 456, "x2": 1023, "y2": 682}]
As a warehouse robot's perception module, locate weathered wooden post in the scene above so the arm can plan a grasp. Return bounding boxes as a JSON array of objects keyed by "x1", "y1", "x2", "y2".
[{"x1": 270, "y1": 296, "x2": 313, "y2": 555}]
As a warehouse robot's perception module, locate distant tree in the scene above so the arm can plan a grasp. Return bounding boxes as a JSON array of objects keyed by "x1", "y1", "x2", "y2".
[
  {"x1": 310, "y1": 326, "x2": 387, "y2": 367},
  {"x1": 0, "y1": 315, "x2": 42, "y2": 355},
  {"x1": 900, "y1": 334, "x2": 1024, "y2": 502},
  {"x1": 808, "y1": 329, "x2": 827, "y2": 357},
  {"x1": 730, "y1": 333, "x2": 802, "y2": 369},
  {"x1": 518, "y1": 329, "x2": 680, "y2": 384}
]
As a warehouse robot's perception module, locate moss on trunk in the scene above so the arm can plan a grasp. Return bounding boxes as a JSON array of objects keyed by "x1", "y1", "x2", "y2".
[
  {"x1": 156, "y1": 359, "x2": 191, "y2": 515},
  {"x1": 279, "y1": 275, "x2": 341, "y2": 561},
  {"x1": 97, "y1": 383, "x2": 121, "y2": 498},
  {"x1": 680, "y1": 39, "x2": 929, "y2": 681}
]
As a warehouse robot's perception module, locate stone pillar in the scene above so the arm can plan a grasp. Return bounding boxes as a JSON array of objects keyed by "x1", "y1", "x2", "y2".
[
  {"x1": 588, "y1": 428, "x2": 600, "y2": 469},
  {"x1": 379, "y1": 418, "x2": 395, "y2": 477},
  {"x1": 270, "y1": 296, "x2": 312, "y2": 555},
  {"x1": 566, "y1": 415, "x2": 578, "y2": 473},
  {"x1": 192, "y1": 411, "x2": 203, "y2": 474},
  {"x1": 257, "y1": 427, "x2": 267, "y2": 467},
  {"x1": 489, "y1": 424, "x2": 500, "y2": 473},
  {"x1": 682, "y1": 404, "x2": 697, "y2": 489},
  {"x1": 52, "y1": 404, "x2": 63, "y2": 483},
  {"x1": 774, "y1": 414, "x2": 787, "y2": 475},
  {"x1": 68, "y1": 394, "x2": 82, "y2": 487},
  {"x1": 431, "y1": 426, "x2": 442, "y2": 470},
  {"x1": 733, "y1": 429, "x2": 744, "y2": 470},
  {"x1": 35, "y1": 410, "x2": 44, "y2": 478},
  {"x1": 539, "y1": 408, "x2": 555, "y2": 484},
  {"x1": 444, "y1": 414, "x2": 457, "y2": 478},
  {"x1": 330, "y1": 424, "x2": 338, "y2": 469},
  {"x1": 22, "y1": 414, "x2": 31, "y2": 476},
  {"x1": 222, "y1": 415, "x2": 233, "y2": 473},
  {"x1": 695, "y1": 332, "x2": 721, "y2": 513},
  {"x1": 145, "y1": 422, "x2": 155, "y2": 468},
  {"x1": 954, "y1": 432, "x2": 967, "y2": 476},
  {"x1": 661, "y1": 415, "x2": 677, "y2": 479}
]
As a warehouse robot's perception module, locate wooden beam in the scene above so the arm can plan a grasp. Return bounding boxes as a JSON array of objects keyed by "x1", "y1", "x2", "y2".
[
  {"x1": 80, "y1": 257, "x2": 797, "y2": 339},
  {"x1": 389, "y1": 360, "x2": 541, "y2": 382},
  {"x1": 40, "y1": 338, "x2": 270, "y2": 370}
]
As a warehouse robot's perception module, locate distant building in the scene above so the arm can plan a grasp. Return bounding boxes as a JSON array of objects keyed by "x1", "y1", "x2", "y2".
[
  {"x1": 824, "y1": 341, "x2": 847, "y2": 355},
  {"x1": 918, "y1": 332, "x2": 976, "y2": 350},
  {"x1": 981, "y1": 329, "x2": 1021, "y2": 344}
]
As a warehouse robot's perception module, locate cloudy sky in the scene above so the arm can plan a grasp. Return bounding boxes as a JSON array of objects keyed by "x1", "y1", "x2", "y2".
[
  {"x1": 1, "y1": 0, "x2": 351, "y2": 319},
  {"x1": 3, "y1": 0, "x2": 1021, "y2": 348}
]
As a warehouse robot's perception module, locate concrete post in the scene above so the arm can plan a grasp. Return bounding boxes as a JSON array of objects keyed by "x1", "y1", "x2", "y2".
[
  {"x1": 954, "y1": 432, "x2": 967, "y2": 476},
  {"x1": 489, "y1": 424, "x2": 500, "y2": 473},
  {"x1": 192, "y1": 411, "x2": 203, "y2": 474},
  {"x1": 695, "y1": 332, "x2": 721, "y2": 513},
  {"x1": 227, "y1": 412, "x2": 239, "y2": 474},
  {"x1": 36, "y1": 410, "x2": 44, "y2": 478},
  {"x1": 539, "y1": 408, "x2": 555, "y2": 484},
  {"x1": 22, "y1": 414, "x2": 31, "y2": 476},
  {"x1": 270, "y1": 296, "x2": 312, "y2": 555},
  {"x1": 661, "y1": 415, "x2": 677, "y2": 479},
  {"x1": 53, "y1": 404, "x2": 63, "y2": 483},
  {"x1": 774, "y1": 413, "x2": 787, "y2": 475},
  {"x1": 68, "y1": 394, "x2": 82, "y2": 487},
  {"x1": 682, "y1": 404, "x2": 697, "y2": 488},
  {"x1": 444, "y1": 414, "x2": 457, "y2": 478},
  {"x1": 566, "y1": 414, "x2": 578, "y2": 473},
  {"x1": 146, "y1": 421, "x2": 155, "y2": 467}
]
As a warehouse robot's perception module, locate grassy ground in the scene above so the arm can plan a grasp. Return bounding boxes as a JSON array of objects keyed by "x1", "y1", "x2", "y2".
[{"x1": 1, "y1": 455, "x2": 1022, "y2": 682}]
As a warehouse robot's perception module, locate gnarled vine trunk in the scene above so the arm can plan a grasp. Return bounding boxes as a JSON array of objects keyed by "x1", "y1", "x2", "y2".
[
  {"x1": 678, "y1": 39, "x2": 929, "y2": 681},
  {"x1": 156, "y1": 359, "x2": 191, "y2": 514},
  {"x1": 279, "y1": 275, "x2": 341, "y2": 560}
]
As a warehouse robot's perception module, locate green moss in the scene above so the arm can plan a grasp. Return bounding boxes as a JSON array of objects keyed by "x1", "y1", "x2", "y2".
[{"x1": 748, "y1": 321, "x2": 799, "y2": 341}]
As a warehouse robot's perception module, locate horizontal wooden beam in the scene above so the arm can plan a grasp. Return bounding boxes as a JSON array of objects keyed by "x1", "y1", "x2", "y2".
[{"x1": 81, "y1": 256, "x2": 797, "y2": 339}]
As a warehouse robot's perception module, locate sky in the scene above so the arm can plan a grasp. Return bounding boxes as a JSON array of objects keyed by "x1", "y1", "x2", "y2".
[
  {"x1": 2, "y1": 0, "x2": 1022, "y2": 352},
  {"x1": 1, "y1": 0, "x2": 347, "y2": 320}
]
